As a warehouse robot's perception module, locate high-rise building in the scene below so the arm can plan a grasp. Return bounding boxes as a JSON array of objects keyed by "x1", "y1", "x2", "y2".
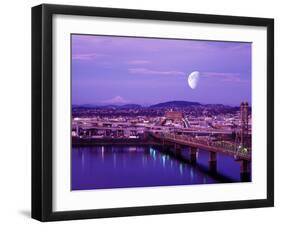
[{"x1": 240, "y1": 102, "x2": 249, "y2": 147}]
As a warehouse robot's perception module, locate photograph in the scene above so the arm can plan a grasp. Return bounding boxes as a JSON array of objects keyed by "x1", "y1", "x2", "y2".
[
  {"x1": 30, "y1": 3, "x2": 274, "y2": 222},
  {"x1": 71, "y1": 34, "x2": 252, "y2": 191}
]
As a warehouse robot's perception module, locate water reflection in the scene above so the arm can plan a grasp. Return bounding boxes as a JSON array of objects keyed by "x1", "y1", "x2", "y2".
[
  {"x1": 72, "y1": 146, "x2": 241, "y2": 190},
  {"x1": 190, "y1": 167, "x2": 194, "y2": 181},
  {"x1": 101, "y1": 146, "x2": 104, "y2": 161},
  {"x1": 179, "y1": 163, "x2": 183, "y2": 176}
]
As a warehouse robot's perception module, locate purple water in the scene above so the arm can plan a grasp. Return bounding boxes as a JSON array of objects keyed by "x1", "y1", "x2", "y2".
[{"x1": 71, "y1": 146, "x2": 245, "y2": 190}]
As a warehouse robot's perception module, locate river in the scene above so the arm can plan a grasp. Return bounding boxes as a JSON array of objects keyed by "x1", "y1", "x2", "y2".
[{"x1": 71, "y1": 145, "x2": 248, "y2": 190}]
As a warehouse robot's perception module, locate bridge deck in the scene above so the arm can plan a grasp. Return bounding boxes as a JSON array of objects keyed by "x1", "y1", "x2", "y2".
[{"x1": 151, "y1": 133, "x2": 251, "y2": 161}]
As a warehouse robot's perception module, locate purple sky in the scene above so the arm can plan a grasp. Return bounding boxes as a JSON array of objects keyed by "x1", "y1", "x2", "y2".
[{"x1": 72, "y1": 34, "x2": 251, "y2": 106}]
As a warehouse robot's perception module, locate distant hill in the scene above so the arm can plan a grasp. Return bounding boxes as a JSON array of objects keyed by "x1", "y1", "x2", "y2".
[
  {"x1": 72, "y1": 104, "x2": 98, "y2": 108},
  {"x1": 150, "y1": 101, "x2": 201, "y2": 108},
  {"x1": 72, "y1": 101, "x2": 241, "y2": 110},
  {"x1": 118, "y1": 104, "x2": 142, "y2": 109}
]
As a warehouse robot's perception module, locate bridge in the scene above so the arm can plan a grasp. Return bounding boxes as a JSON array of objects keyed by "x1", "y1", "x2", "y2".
[{"x1": 150, "y1": 132, "x2": 251, "y2": 181}]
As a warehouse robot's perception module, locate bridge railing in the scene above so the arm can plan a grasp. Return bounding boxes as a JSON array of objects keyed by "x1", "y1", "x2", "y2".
[{"x1": 153, "y1": 132, "x2": 251, "y2": 158}]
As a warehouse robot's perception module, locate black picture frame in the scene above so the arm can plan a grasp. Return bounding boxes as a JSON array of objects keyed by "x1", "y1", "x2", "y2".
[{"x1": 32, "y1": 3, "x2": 274, "y2": 222}]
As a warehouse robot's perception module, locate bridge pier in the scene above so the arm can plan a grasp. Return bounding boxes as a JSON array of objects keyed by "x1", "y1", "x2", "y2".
[
  {"x1": 174, "y1": 143, "x2": 182, "y2": 156},
  {"x1": 160, "y1": 139, "x2": 173, "y2": 153},
  {"x1": 161, "y1": 145, "x2": 170, "y2": 152},
  {"x1": 189, "y1": 147, "x2": 198, "y2": 164},
  {"x1": 208, "y1": 151, "x2": 217, "y2": 173},
  {"x1": 240, "y1": 160, "x2": 251, "y2": 182}
]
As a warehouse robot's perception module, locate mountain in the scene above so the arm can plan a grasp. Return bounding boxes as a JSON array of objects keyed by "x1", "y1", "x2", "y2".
[
  {"x1": 149, "y1": 101, "x2": 201, "y2": 108},
  {"x1": 72, "y1": 104, "x2": 142, "y2": 109}
]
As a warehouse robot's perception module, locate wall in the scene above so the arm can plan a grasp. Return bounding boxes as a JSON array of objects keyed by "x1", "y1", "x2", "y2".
[{"x1": 0, "y1": 0, "x2": 279, "y2": 225}]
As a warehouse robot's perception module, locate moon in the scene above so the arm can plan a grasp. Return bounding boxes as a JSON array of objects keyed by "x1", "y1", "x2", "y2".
[{"x1": 188, "y1": 71, "x2": 200, "y2": 89}]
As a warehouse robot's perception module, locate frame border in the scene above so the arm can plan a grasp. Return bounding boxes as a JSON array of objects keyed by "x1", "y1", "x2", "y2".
[{"x1": 31, "y1": 4, "x2": 274, "y2": 221}]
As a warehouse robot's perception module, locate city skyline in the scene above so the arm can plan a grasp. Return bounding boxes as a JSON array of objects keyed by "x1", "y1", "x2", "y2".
[{"x1": 72, "y1": 34, "x2": 252, "y2": 106}]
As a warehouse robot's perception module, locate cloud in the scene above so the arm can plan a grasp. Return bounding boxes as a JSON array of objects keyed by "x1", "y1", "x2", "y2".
[
  {"x1": 72, "y1": 53, "x2": 107, "y2": 60},
  {"x1": 202, "y1": 72, "x2": 249, "y2": 83},
  {"x1": 129, "y1": 68, "x2": 185, "y2": 76},
  {"x1": 127, "y1": 60, "x2": 150, "y2": 65},
  {"x1": 102, "y1": 96, "x2": 129, "y2": 105}
]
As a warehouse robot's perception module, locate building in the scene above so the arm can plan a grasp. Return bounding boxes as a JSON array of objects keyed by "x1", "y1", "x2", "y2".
[
  {"x1": 160, "y1": 110, "x2": 189, "y2": 128},
  {"x1": 164, "y1": 111, "x2": 184, "y2": 121}
]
